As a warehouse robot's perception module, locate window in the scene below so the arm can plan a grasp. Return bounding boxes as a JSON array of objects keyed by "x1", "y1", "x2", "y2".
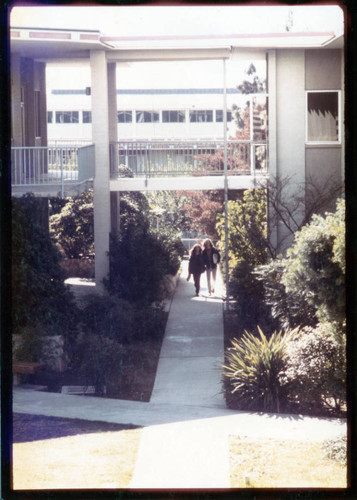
[
  {"x1": 55, "y1": 111, "x2": 79, "y2": 124},
  {"x1": 118, "y1": 111, "x2": 133, "y2": 123},
  {"x1": 83, "y1": 111, "x2": 92, "y2": 123},
  {"x1": 307, "y1": 91, "x2": 339, "y2": 142},
  {"x1": 47, "y1": 111, "x2": 53, "y2": 124},
  {"x1": 252, "y1": 96, "x2": 267, "y2": 141},
  {"x1": 34, "y1": 90, "x2": 41, "y2": 137},
  {"x1": 216, "y1": 110, "x2": 232, "y2": 122},
  {"x1": 136, "y1": 111, "x2": 159, "y2": 123},
  {"x1": 189, "y1": 110, "x2": 213, "y2": 123},
  {"x1": 162, "y1": 110, "x2": 186, "y2": 123}
]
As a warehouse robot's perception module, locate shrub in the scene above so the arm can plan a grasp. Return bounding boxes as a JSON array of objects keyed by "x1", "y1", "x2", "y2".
[
  {"x1": 282, "y1": 198, "x2": 345, "y2": 325},
  {"x1": 284, "y1": 323, "x2": 346, "y2": 416},
  {"x1": 12, "y1": 194, "x2": 79, "y2": 345},
  {"x1": 223, "y1": 326, "x2": 299, "y2": 413},
  {"x1": 81, "y1": 295, "x2": 135, "y2": 343},
  {"x1": 229, "y1": 261, "x2": 277, "y2": 335},
  {"x1": 49, "y1": 190, "x2": 94, "y2": 259},
  {"x1": 254, "y1": 259, "x2": 317, "y2": 331},
  {"x1": 73, "y1": 333, "x2": 125, "y2": 395},
  {"x1": 217, "y1": 189, "x2": 269, "y2": 268},
  {"x1": 81, "y1": 294, "x2": 167, "y2": 344}
]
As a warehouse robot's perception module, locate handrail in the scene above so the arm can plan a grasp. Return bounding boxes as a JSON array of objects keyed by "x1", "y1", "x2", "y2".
[
  {"x1": 110, "y1": 139, "x2": 268, "y2": 178},
  {"x1": 11, "y1": 145, "x2": 94, "y2": 188}
]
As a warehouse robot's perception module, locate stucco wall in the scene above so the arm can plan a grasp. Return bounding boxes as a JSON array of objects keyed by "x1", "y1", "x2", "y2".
[
  {"x1": 305, "y1": 49, "x2": 343, "y2": 208},
  {"x1": 275, "y1": 49, "x2": 306, "y2": 250},
  {"x1": 305, "y1": 49, "x2": 341, "y2": 90}
]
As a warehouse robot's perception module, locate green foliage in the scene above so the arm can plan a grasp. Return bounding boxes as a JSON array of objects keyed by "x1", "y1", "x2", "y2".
[
  {"x1": 217, "y1": 189, "x2": 268, "y2": 269},
  {"x1": 282, "y1": 198, "x2": 345, "y2": 325},
  {"x1": 74, "y1": 333, "x2": 125, "y2": 395},
  {"x1": 254, "y1": 259, "x2": 317, "y2": 331},
  {"x1": 49, "y1": 190, "x2": 94, "y2": 259},
  {"x1": 229, "y1": 261, "x2": 277, "y2": 335},
  {"x1": 284, "y1": 323, "x2": 346, "y2": 416},
  {"x1": 12, "y1": 194, "x2": 78, "y2": 344},
  {"x1": 106, "y1": 191, "x2": 185, "y2": 303},
  {"x1": 223, "y1": 326, "x2": 299, "y2": 413},
  {"x1": 237, "y1": 63, "x2": 266, "y2": 94},
  {"x1": 145, "y1": 191, "x2": 192, "y2": 233},
  {"x1": 81, "y1": 294, "x2": 166, "y2": 344}
]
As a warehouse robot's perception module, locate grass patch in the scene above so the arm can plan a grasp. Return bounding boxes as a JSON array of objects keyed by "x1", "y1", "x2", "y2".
[
  {"x1": 229, "y1": 435, "x2": 347, "y2": 488},
  {"x1": 12, "y1": 414, "x2": 141, "y2": 489}
]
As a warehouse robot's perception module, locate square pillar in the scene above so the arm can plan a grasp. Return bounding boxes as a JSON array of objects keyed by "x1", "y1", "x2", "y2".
[
  {"x1": 107, "y1": 62, "x2": 120, "y2": 236},
  {"x1": 90, "y1": 50, "x2": 111, "y2": 291}
]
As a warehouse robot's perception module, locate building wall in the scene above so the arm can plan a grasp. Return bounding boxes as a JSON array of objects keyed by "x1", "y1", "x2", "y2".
[
  {"x1": 11, "y1": 56, "x2": 47, "y2": 148},
  {"x1": 305, "y1": 49, "x2": 343, "y2": 211},
  {"x1": 275, "y1": 49, "x2": 306, "y2": 250}
]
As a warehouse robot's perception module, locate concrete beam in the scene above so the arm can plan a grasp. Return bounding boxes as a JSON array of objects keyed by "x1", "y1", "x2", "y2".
[{"x1": 110, "y1": 175, "x2": 268, "y2": 192}]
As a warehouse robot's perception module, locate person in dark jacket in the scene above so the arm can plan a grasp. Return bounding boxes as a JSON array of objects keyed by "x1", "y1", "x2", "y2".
[
  {"x1": 187, "y1": 244, "x2": 205, "y2": 296},
  {"x1": 202, "y1": 238, "x2": 220, "y2": 295}
]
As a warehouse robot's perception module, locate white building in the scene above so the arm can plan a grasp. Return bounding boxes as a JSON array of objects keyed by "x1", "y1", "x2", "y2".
[{"x1": 10, "y1": 11, "x2": 344, "y2": 290}]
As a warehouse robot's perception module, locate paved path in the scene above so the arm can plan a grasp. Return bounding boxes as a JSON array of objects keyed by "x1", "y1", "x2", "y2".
[{"x1": 13, "y1": 260, "x2": 347, "y2": 489}]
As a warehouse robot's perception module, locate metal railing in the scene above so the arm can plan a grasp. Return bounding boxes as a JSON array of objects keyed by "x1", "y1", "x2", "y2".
[
  {"x1": 110, "y1": 139, "x2": 268, "y2": 178},
  {"x1": 11, "y1": 145, "x2": 95, "y2": 191}
]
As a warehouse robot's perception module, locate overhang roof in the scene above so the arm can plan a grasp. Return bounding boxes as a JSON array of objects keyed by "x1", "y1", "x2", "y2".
[{"x1": 10, "y1": 27, "x2": 343, "y2": 62}]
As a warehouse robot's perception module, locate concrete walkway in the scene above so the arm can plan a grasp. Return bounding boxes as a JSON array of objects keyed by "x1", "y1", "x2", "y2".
[{"x1": 13, "y1": 260, "x2": 347, "y2": 489}]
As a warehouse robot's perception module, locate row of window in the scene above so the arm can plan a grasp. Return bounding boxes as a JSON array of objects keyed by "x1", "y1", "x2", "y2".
[{"x1": 48, "y1": 109, "x2": 233, "y2": 125}]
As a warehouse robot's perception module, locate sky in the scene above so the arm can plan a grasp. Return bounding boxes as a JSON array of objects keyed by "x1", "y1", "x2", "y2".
[{"x1": 10, "y1": 4, "x2": 344, "y2": 37}]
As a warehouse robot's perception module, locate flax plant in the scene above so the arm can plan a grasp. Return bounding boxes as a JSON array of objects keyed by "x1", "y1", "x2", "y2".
[{"x1": 223, "y1": 326, "x2": 299, "y2": 413}]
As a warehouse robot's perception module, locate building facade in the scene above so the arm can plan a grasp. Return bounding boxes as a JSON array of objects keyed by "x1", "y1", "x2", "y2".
[{"x1": 10, "y1": 26, "x2": 344, "y2": 290}]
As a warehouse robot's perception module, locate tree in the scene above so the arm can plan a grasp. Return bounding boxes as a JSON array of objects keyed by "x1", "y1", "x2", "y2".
[
  {"x1": 237, "y1": 63, "x2": 266, "y2": 95},
  {"x1": 12, "y1": 194, "x2": 78, "y2": 340},
  {"x1": 50, "y1": 190, "x2": 94, "y2": 259},
  {"x1": 145, "y1": 191, "x2": 192, "y2": 233},
  {"x1": 217, "y1": 188, "x2": 269, "y2": 268},
  {"x1": 282, "y1": 198, "x2": 345, "y2": 325},
  {"x1": 178, "y1": 190, "x2": 224, "y2": 239}
]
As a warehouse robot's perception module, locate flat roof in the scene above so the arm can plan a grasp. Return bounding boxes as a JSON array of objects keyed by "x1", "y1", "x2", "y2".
[{"x1": 10, "y1": 27, "x2": 343, "y2": 62}]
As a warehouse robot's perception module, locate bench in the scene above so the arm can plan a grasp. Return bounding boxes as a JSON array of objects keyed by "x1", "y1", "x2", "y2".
[{"x1": 13, "y1": 361, "x2": 46, "y2": 386}]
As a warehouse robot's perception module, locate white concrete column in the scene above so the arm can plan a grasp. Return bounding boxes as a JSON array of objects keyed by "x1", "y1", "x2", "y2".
[
  {"x1": 11, "y1": 54, "x2": 22, "y2": 146},
  {"x1": 90, "y1": 50, "x2": 111, "y2": 290},
  {"x1": 107, "y1": 62, "x2": 120, "y2": 236}
]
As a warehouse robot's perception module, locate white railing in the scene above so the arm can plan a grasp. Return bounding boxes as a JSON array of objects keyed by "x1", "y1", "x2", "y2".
[
  {"x1": 110, "y1": 139, "x2": 268, "y2": 178},
  {"x1": 11, "y1": 145, "x2": 95, "y2": 196}
]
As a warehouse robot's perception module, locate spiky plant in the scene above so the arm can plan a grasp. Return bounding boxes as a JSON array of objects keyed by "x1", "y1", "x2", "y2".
[{"x1": 223, "y1": 326, "x2": 299, "y2": 413}]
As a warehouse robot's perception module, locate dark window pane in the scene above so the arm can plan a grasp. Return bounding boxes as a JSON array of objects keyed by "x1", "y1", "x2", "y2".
[
  {"x1": 83, "y1": 111, "x2": 92, "y2": 123},
  {"x1": 307, "y1": 92, "x2": 338, "y2": 141}
]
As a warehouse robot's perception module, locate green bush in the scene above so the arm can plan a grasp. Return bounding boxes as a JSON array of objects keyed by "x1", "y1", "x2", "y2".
[
  {"x1": 49, "y1": 190, "x2": 94, "y2": 259},
  {"x1": 223, "y1": 326, "x2": 299, "y2": 413},
  {"x1": 12, "y1": 194, "x2": 79, "y2": 346},
  {"x1": 217, "y1": 189, "x2": 269, "y2": 268},
  {"x1": 284, "y1": 322, "x2": 346, "y2": 416},
  {"x1": 73, "y1": 333, "x2": 125, "y2": 395},
  {"x1": 229, "y1": 261, "x2": 278, "y2": 335},
  {"x1": 81, "y1": 294, "x2": 166, "y2": 344},
  {"x1": 282, "y1": 198, "x2": 345, "y2": 325},
  {"x1": 254, "y1": 259, "x2": 317, "y2": 331}
]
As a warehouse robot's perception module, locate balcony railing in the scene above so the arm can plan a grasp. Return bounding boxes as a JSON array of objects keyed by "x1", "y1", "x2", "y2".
[
  {"x1": 110, "y1": 139, "x2": 268, "y2": 179},
  {"x1": 11, "y1": 144, "x2": 95, "y2": 196}
]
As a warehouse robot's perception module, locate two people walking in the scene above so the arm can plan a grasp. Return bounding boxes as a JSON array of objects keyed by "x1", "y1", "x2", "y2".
[{"x1": 187, "y1": 238, "x2": 220, "y2": 296}]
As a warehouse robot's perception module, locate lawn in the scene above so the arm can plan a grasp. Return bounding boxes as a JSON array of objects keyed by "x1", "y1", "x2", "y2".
[
  {"x1": 12, "y1": 414, "x2": 141, "y2": 489},
  {"x1": 229, "y1": 435, "x2": 347, "y2": 488}
]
